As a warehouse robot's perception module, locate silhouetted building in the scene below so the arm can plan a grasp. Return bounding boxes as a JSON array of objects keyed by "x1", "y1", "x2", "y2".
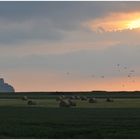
[{"x1": 0, "y1": 78, "x2": 15, "y2": 93}]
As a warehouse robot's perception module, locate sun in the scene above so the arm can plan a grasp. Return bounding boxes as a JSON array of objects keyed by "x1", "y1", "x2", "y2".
[
  {"x1": 127, "y1": 19, "x2": 140, "y2": 30},
  {"x1": 85, "y1": 12, "x2": 140, "y2": 32}
]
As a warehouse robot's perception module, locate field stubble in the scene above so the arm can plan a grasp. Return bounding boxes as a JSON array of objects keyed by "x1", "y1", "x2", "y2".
[{"x1": 0, "y1": 97, "x2": 140, "y2": 138}]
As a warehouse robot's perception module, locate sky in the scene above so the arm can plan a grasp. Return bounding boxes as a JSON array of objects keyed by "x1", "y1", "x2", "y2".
[{"x1": 0, "y1": 1, "x2": 140, "y2": 92}]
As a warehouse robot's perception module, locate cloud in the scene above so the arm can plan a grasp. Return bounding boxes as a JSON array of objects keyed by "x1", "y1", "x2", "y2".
[
  {"x1": 1, "y1": 43, "x2": 140, "y2": 75},
  {"x1": 84, "y1": 12, "x2": 140, "y2": 32},
  {"x1": 0, "y1": 1, "x2": 140, "y2": 91},
  {"x1": 1, "y1": 2, "x2": 140, "y2": 45},
  {"x1": 0, "y1": 19, "x2": 65, "y2": 45}
]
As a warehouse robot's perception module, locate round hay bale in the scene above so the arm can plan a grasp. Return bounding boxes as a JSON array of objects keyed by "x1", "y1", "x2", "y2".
[
  {"x1": 89, "y1": 98, "x2": 97, "y2": 103},
  {"x1": 22, "y1": 96, "x2": 28, "y2": 101},
  {"x1": 76, "y1": 96, "x2": 80, "y2": 100},
  {"x1": 27, "y1": 100, "x2": 37, "y2": 105},
  {"x1": 61, "y1": 95, "x2": 65, "y2": 99},
  {"x1": 74, "y1": 96, "x2": 78, "y2": 99},
  {"x1": 70, "y1": 96, "x2": 75, "y2": 100},
  {"x1": 59, "y1": 100, "x2": 70, "y2": 107},
  {"x1": 68, "y1": 99, "x2": 76, "y2": 106},
  {"x1": 106, "y1": 97, "x2": 114, "y2": 102},
  {"x1": 80, "y1": 96, "x2": 87, "y2": 101},
  {"x1": 56, "y1": 96, "x2": 63, "y2": 101}
]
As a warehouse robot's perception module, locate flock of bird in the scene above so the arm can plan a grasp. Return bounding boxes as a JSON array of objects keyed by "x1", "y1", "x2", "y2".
[
  {"x1": 115, "y1": 64, "x2": 136, "y2": 88},
  {"x1": 65, "y1": 63, "x2": 137, "y2": 89}
]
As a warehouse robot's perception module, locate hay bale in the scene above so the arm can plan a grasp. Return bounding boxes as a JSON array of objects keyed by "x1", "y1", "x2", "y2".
[
  {"x1": 61, "y1": 95, "x2": 65, "y2": 99},
  {"x1": 75, "y1": 96, "x2": 80, "y2": 100},
  {"x1": 59, "y1": 100, "x2": 70, "y2": 107},
  {"x1": 56, "y1": 96, "x2": 63, "y2": 101},
  {"x1": 22, "y1": 96, "x2": 28, "y2": 101},
  {"x1": 106, "y1": 97, "x2": 114, "y2": 102},
  {"x1": 74, "y1": 96, "x2": 78, "y2": 99},
  {"x1": 68, "y1": 99, "x2": 76, "y2": 106},
  {"x1": 27, "y1": 100, "x2": 37, "y2": 105},
  {"x1": 70, "y1": 96, "x2": 75, "y2": 100},
  {"x1": 89, "y1": 98, "x2": 97, "y2": 103},
  {"x1": 80, "y1": 96, "x2": 87, "y2": 101},
  {"x1": 73, "y1": 95, "x2": 81, "y2": 100}
]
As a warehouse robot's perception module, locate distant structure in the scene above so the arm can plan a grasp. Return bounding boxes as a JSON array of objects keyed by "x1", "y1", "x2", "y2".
[{"x1": 0, "y1": 78, "x2": 15, "y2": 93}]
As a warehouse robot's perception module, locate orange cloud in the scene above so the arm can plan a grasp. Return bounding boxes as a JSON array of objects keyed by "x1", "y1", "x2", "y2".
[{"x1": 84, "y1": 12, "x2": 140, "y2": 32}]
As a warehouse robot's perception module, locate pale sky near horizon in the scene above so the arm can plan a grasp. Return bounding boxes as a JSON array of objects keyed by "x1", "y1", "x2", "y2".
[{"x1": 1, "y1": 1, "x2": 140, "y2": 92}]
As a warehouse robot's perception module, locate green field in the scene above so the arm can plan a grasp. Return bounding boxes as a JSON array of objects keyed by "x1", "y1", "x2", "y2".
[
  {"x1": 1, "y1": 98, "x2": 140, "y2": 108},
  {"x1": 0, "y1": 92, "x2": 140, "y2": 138}
]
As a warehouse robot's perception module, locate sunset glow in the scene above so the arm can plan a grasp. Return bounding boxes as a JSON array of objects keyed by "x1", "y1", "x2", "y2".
[
  {"x1": 0, "y1": 2, "x2": 140, "y2": 92},
  {"x1": 128, "y1": 19, "x2": 140, "y2": 30},
  {"x1": 86, "y1": 12, "x2": 140, "y2": 32}
]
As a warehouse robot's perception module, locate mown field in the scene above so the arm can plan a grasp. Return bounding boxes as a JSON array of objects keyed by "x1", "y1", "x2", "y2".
[
  {"x1": 0, "y1": 92, "x2": 140, "y2": 138},
  {"x1": 1, "y1": 98, "x2": 140, "y2": 108}
]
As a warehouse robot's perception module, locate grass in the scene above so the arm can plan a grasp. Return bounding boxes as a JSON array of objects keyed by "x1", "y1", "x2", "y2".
[
  {"x1": 1, "y1": 98, "x2": 140, "y2": 108},
  {"x1": 0, "y1": 96, "x2": 140, "y2": 138},
  {"x1": 0, "y1": 107, "x2": 140, "y2": 138}
]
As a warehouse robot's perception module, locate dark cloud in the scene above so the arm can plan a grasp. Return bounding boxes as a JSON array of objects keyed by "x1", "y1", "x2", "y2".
[
  {"x1": 0, "y1": 2, "x2": 140, "y2": 27},
  {"x1": 0, "y1": 2, "x2": 140, "y2": 20},
  {"x1": 0, "y1": 2, "x2": 140, "y2": 44},
  {"x1": 0, "y1": 25, "x2": 64, "y2": 45}
]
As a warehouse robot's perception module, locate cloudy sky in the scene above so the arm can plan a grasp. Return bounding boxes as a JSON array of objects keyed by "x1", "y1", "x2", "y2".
[{"x1": 1, "y1": 1, "x2": 140, "y2": 92}]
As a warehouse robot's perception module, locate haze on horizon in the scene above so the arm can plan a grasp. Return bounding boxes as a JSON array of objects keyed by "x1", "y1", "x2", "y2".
[{"x1": 0, "y1": 1, "x2": 140, "y2": 92}]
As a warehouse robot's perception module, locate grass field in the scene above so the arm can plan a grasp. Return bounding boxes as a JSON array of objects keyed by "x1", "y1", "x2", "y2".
[
  {"x1": 1, "y1": 98, "x2": 140, "y2": 108},
  {"x1": 0, "y1": 92, "x2": 140, "y2": 138}
]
